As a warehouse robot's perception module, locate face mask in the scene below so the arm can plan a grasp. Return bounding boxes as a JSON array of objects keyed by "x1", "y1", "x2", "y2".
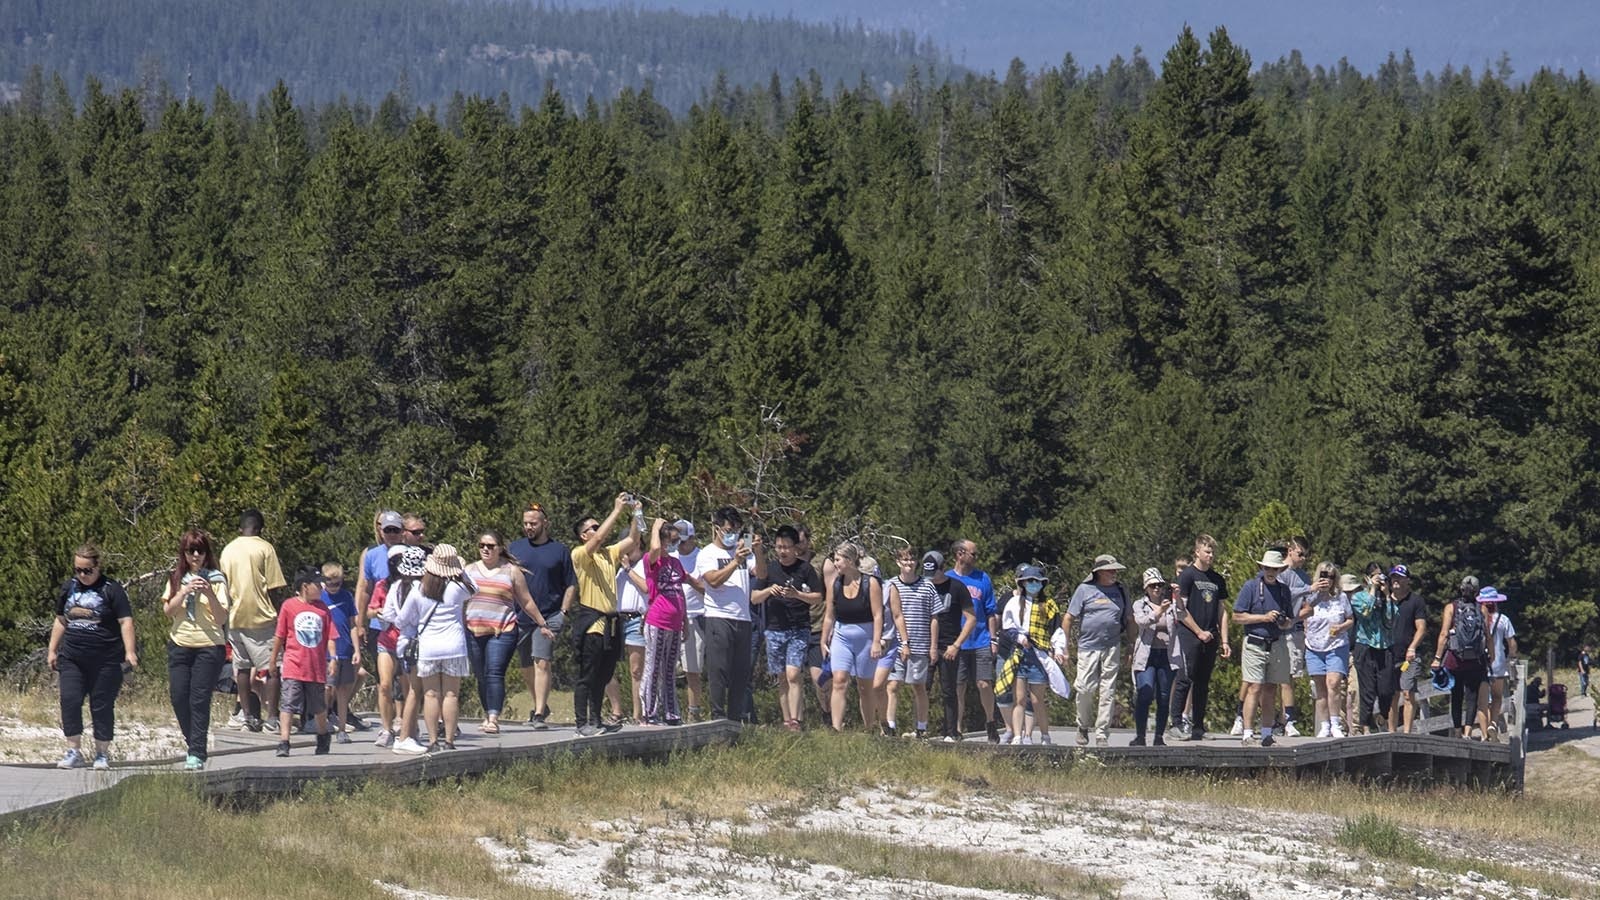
[
  {"x1": 720, "y1": 532, "x2": 739, "y2": 549},
  {"x1": 664, "y1": 539, "x2": 681, "y2": 554},
  {"x1": 1024, "y1": 581, "x2": 1042, "y2": 596}
]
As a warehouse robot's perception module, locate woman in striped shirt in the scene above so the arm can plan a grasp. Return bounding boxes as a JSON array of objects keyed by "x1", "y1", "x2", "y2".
[{"x1": 465, "y1": 529, "x2": 553, "y2": 733}]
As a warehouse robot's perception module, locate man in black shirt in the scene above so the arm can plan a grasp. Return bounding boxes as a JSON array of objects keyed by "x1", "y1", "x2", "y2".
[
  {"x1": 1172, "y1": 534, "x2": 1231, "y2": 741},
  {"x1": 754, "y1": 526, "x2": 824, "y2": 730},
  {"x1": 925, "y1": 551, "x2": 976, "y2": 741},
  {"x1": 508, "y1": 503, "x2": 577, "y2": 729},
  {"x1": 1387, "y1": 565, "x2": 1428, "y2": 734}
]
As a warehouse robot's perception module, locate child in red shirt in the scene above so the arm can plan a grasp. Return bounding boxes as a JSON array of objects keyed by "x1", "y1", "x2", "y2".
[{"x1": 270, "y1": 569, "x2": 335, "y2": 756}]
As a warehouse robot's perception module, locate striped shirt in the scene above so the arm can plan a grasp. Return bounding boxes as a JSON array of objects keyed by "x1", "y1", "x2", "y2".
[
  {"x1": 463, "y1": 563, "x2": 518, "y2": 637},
  {"x1": 889, "y1": 576, "x2": 937, "y2": 653}
]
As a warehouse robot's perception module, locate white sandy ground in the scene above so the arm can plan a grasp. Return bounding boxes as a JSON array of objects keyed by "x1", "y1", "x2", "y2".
[
  {"x1": 0, "y1": 714, "x2": 186, "y2": 764},
  {"x1": 365, "y1": 784, "x2": 1588, "y2": 900}
]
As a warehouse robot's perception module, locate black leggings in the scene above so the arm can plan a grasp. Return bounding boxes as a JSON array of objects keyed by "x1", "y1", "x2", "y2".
[
  {"x1": 572, "y1": 632, "x2": 622, "y2": 727},
  {"x1": 1450, "y1": 663, "x2": 1487, "y2": 729},
  {"x1": 58, "y1": 647, "x2": 124, "y2": 742},
  {"x1": 168, "y1": 642, "x2": 226, "y2": 760}
]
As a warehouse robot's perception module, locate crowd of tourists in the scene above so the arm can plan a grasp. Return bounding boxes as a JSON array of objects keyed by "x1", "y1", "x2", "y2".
[{"x1": 48, "y1": 505, "x2": 1529, "y2": 769}]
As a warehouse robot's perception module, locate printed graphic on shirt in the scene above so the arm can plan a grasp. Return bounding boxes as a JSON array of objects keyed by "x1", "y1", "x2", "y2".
[
  {"x1": 63, "y1": 588, "x2": 108, "y2": 631},
  {"x1": 1193, "y1": 579, "x2": 1219, "y2": 606},
  {"x1": 293, "y1": 611, "x2": 327, "y2": 648}
]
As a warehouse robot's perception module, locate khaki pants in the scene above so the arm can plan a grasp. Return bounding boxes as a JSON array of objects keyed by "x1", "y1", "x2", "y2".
[{"x1": 1075, "y1": 645, "x2": 1121, "y2": 739}]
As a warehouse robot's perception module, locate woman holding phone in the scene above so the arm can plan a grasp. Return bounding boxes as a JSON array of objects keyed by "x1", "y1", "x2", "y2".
[{"x1": 161, "y1": 529, "x2": 232, "y2": 770}]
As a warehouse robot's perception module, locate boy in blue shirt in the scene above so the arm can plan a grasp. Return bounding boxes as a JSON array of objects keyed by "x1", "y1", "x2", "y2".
[{"x1": 322, "y1": 564, "x2": 360, "y2": 742}]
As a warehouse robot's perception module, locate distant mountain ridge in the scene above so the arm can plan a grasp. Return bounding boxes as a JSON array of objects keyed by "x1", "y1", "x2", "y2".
[
  {"x1": 631, "y1": 0, "x2": 1600, "y2": 78},
  {"x1": 0, "y1": 0, "x2": 955, "y2": 113}
]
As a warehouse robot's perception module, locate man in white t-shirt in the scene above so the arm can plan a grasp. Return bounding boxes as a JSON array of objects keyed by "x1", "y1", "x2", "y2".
[
  {"x1": 671, "y1": 519, "x2": 706, "y2": 720},
  {"x1": 688, "y1": 507, "x2": 766, "y2": 721}
]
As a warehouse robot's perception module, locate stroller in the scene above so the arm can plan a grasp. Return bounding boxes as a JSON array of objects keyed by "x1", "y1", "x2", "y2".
[{"x1": 1548, "y1": 683, "x2": 1570, "y2": 729}]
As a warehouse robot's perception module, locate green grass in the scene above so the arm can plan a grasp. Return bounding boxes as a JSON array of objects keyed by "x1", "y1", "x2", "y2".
[{"x1": 1337, "y1": 813, "x2": 1429, "y2": 864}]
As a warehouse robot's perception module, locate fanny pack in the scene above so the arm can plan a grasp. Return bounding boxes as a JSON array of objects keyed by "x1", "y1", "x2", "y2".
[{"x1": 1246, "y1": 634, "x2": 1280, "y2": 649}]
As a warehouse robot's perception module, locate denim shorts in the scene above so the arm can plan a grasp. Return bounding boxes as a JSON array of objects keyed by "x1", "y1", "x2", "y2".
[
  {"x1": 1014, "y1": 651, "x2": 1047, "y2": 686},
  {"x1": 765, "y1": 628, "x2": 809, "y2": 674},
  {"x1": 1305, "y1": 646, "x2": 1350, "y2": 676},
  {"x1": 624, "y1": 615, "x2": 645, "y2": 647}
]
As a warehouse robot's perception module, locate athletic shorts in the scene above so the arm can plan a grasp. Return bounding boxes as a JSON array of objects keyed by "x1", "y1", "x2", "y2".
[
  {"x1": 229, "y1": 626, "x2": 275, "y2": 670},
  {"x1": 1398, "y1": 658, "x2": 1425, "y2": 693},
  {"x1": 956, "y1": 645, "x2": 996, "y2": 684},
  {"x1": 891, "y1": 652, "x2": 931, "y2": 685},
  {"x1": 280, "y1": 678, "x2": 326, "y2": 716},
  {"x1": 329, "y1": 658, "x2": 356, "y2": 687},
  {"x1": 516, "y1": 610, "x2": 564, "y2": 666},
  {"x1": 1243, "y1": 638, "x2": 1291, "y2": 685},
  {"x1": 765, "y1": 628, "x2": 809, "y2": 674},
  {"x1": 1305, "y1": 646, "x2": 1350, "y2": 677},
  {"x1": 876, "y1": 637, "x2": 899, "y2": 671},
  {"x1": 829, "y1": 623, "x2": 875, "y2": 678},
  {"x1": 681, "y1": 615, "x2": 706, "y2": 674},
  {"x1": 806, "y1": 631, "x2": 824, "y2": 670}
]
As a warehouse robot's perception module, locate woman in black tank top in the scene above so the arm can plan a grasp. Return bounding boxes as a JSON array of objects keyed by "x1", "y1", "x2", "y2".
[{"x1": 822, "y1": 543, "x2": 883, "y2": 731}]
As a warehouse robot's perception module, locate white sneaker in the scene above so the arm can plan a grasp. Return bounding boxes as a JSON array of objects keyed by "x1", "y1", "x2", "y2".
[
  {"x1": 1316, "y1": 722, "x2": 1331, "y2": 738},
  {"x1": 392, "y1": 737, "x2": 427, "y2": 754},
  {"x1": 374, "y1": 729, "x2": 394, "y2": 749},
  {"x1": 1283, "y1": 721, "x2": 1302, "y2": 738},
  {"x1": 1230, "y1": 716, "x2": 1245, "y2": 736},
  {"x1": 228, "y1": 710, "x2": 247, "y2": 729},
  {"x1": 999, "y1": 729, "x2": 1013, "y2": 744},
  {"x1": 1010, "y1": 736, "x2": 1024, "y2": 745},
  {"x1": 1021, "y1": 735, "x2": 1033, "y2": 745},
  {"x1": 1330, "y1": 720, "x2": 1346, "y2": 738}
]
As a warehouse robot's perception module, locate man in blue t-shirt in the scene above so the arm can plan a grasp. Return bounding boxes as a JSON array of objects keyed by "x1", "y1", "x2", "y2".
[
  {"x1": 1234, "y1": 548, "x2": 1295, "y2": 747},
  {"x1": 508, "y1": 502, "x2": 577, "y2": 729},
  {"x1": 948, "y1": 538, "x2": 1002, "y2": 743}
]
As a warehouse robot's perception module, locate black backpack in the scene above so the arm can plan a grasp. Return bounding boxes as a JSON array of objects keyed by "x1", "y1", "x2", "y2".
[{"x1": 1447, "y1": 600, "x2": 1486, "y2": 664}]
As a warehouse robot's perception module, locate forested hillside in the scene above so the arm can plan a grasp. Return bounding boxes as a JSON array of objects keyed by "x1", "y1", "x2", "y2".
[
  {"x1": 0, "y1": 0, "x2": 950, "y2": 115},
  {"x1": 2, "y1": 26, "x2": 1598, "y2": 665}
]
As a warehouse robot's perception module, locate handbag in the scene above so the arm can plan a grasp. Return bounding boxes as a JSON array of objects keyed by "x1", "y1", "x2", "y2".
[{"x1": 402, "y1": 598, "x2": 440, "y2": 668}]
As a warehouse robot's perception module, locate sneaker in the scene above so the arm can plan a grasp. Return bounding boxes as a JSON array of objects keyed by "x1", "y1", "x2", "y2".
[
  {"x1": 347, "y1": 712, "x2": 370, "y2": 732},
  {"x1": 532, "y1": 713, "x2": 549, "y2": 731},
  {"x1": 1038, "y1": 733, "x2": 1052, "y2": 745},
  {"x1": 1230, "y1": 716, "x2": 1245, "y2": 736},
  {"x1": 335, "y1": 730, "x2": 352, "y2": 744},
  {"x1": 374, "y1": 729, "x2": 394, "y2": 749},
  {"x1": 245, "y1": 716, "x2": 264, "y2": 733},
  {"x1": 392, "y1": 737, "x2": 427, "y2": 754},
  {"x1": 1316, "y1": 722, "x2": 1331, "y2": 738},
  {"x1": 880, "y1": 723, "x2": 897, "y2": 738},
  {"x1": 664, "y1": 718, "x2": 683, "y2": 727},
  {"x1": 1094, "y1": 736, "x2": 1109, "y2": 747},
  {"x1": 576, "y1": 724, "x2": 599, "y2": 737},
  {"x1": 93, "y1": 752, "x2": 111, "y2": 770},
  {"x1": 228, "y1": 710, "x2": 247, "y2": 730},
  {"x1": 687, "y1": 706, "x2": 703, "y2": 723},
  {"x1": 57, "y1": 748, "x2": 88, "y2": 769},
  {"x1": 986, "y1": 721, "x2": 1001, "y2": 744},
  {"x1": 999, "y1": 728, "x2": 1013, "y2": 744},
  {"x1": 183, "y1": 754, "x2": 205, "y2": 771},
  {"x1": 1241, "y1": 732, "x2": 1260, "y2": 747},
  {"x1": 1487, "y1": 724, "x2": 1500, "y2": 743},
  {"x1": 275, "y1": 741, "x2": 291, "y2": 757},
  {"x1": 1130, "y1": 735, "x2": 1147, "y2": 746},
  {"x1": 1330, "y1": 721, "x2": 1346, "y2": 739},
  {"x1": 915, "y1": 728, "x2": 928, "y2": 740},
  {"x1": 1076, "y1": 728, "x2": 1090, "y2": 747},
  {"x1": 1180, "y1": 714, "x2": 1193, "y2": 733},
  {"x1": 942, "y1": 735, "x2": 957, "y2": 743},
  {"x1": 1181, "y1": 730, "x2": 1206, "y2": 742},
  {"x1": 314, "y1": 733, "x2": 332, "y2": 755},
  {"x1": 1261, "y1": 733, "x2": 1276, "y2": 747},
  {"x1": 1010, "y1": 736, "x2": 1024, "y2": 745},
  {"x1": 600, "y1": 721, "x2": 623, "y2": 735},
  {"x1": 1021, "y1": 734, "x2": 1033, "y2": 745},
  {"x1": 1283, "y1": 721, "x2": 1301, "y2": 738}
]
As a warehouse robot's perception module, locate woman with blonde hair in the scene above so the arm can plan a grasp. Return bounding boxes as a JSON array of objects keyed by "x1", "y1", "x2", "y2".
[
  {"x1": 1301, "y1": 565, "x2": 1354, "y2": 738},
  {"x1": 821, "y1": 543, "x2": 883, "y2": 731}
]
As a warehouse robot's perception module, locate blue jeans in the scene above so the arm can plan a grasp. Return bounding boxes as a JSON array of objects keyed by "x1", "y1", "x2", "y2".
[
  {"x1": 467, "y1": 631, "x2": 519, "y2": 717},
  {"x1": 1134, "y1": 649, "x2": 1173, "y2": 738}
]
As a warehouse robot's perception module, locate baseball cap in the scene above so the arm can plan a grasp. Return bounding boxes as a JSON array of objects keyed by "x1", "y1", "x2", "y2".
[
  {"x1": 672, "y1": 518, "x2": 696, "y2": 539},
  {"x1": 921, "y1": 550, "x2": 945, "y2": 576},
  {"x1": 379, "y1": 510, "x2": 404, "y2": 530},
  {"x1": 1016, "y1": 564, "x2": 1047, "y2": 583},
  {"x1": 1390, "y1": 564, "x2": 1411, "y2": 578},
  {"x1": 292, "y1": 568, "x2": 326, "y2": 592}
]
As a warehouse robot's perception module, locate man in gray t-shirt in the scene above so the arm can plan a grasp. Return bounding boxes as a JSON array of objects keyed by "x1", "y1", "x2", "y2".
[{"x1": 1062, "y1": 555, "x2": 1133, "y2": 745}]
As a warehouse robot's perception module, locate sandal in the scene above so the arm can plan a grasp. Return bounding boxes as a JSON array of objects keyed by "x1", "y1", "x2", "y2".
[{"x1": 482, "y1": 720, "x2": 500, "y2": 734}]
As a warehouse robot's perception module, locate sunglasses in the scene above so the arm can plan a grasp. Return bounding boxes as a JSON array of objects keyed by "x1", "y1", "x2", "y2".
[
  {"x1": 382, "y1": 526, "x2": 402, "y2": 534},
  {"x1": 74, "y1": 566, "x2": 97, "y2": 576},
  {"x1": 184, "y1": 548, "x2": 206, "y2": 556},
  {"x1": 480, "y1": 542, "x2": 498, "y2": 550},
  {"x1": 406, "y1": 528, "x2": 426, "y2": 536}
]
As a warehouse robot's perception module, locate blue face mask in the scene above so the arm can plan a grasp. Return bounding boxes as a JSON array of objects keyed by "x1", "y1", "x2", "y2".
[
  {"x1": 1024, "y1": 581, "x2": 1042, "y2": 596},
  {"x1": 720, "y1": 532, "x2": 739, "y2": 549}
]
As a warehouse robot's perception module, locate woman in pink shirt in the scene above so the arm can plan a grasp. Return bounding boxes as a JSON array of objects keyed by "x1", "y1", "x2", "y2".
[{"x1": 640, "y1": 519, "x2": 688, "y2": 725}]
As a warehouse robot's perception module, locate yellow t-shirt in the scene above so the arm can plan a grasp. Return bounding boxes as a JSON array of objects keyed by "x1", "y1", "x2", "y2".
[
  {"x1": 572, "y1": 541, "x2": 622, "y2": 635},
  {"x1": 165, "y1": 569, "x2": 232, "y2": 648},
  {"x1": 219, "y1": 535, "x2": 287, "y2": 631}
]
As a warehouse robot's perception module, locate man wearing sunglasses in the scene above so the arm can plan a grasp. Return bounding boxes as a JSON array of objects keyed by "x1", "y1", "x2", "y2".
[{"x1": 509, "y1": 502, "x2": 577, "y2": 729}]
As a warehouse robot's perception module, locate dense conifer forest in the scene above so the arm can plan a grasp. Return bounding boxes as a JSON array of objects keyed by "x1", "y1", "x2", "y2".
[{"x1": 2, "y1": 25, "x2": 1597, "y2": 672}]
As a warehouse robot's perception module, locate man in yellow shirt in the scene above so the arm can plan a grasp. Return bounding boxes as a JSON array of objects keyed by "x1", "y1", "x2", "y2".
[
  {"x1": 219, "y1": 509, "x2": 288, "y2": 731},
  {"x1": 567, "y1": 493, "x2": 640, "y2": 736}
]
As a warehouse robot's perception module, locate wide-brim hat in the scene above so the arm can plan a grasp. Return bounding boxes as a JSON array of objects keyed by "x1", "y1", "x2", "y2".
[
  {"x1": 1338, "y1": 573, "x2": 1363, "y2": 592},
  {"x1": 1258, "y1": 549, "x2": 1288, "y2": 568},
  {"x1": 1476, "y1": 586, "x2": 1507, "y2": 604},
  {"x1": 1091, "y1": 554, "x2": 1126, "y2": 573},
  {"x1": 425, "y1": 544, "x2": 466, "y2": 578},
  {"x1": 1142, "y1": 567, "x2": 1167, "y2": 588},
  {"x1": 395, "y1": 545, "x2": 428, "y2": 578}
]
